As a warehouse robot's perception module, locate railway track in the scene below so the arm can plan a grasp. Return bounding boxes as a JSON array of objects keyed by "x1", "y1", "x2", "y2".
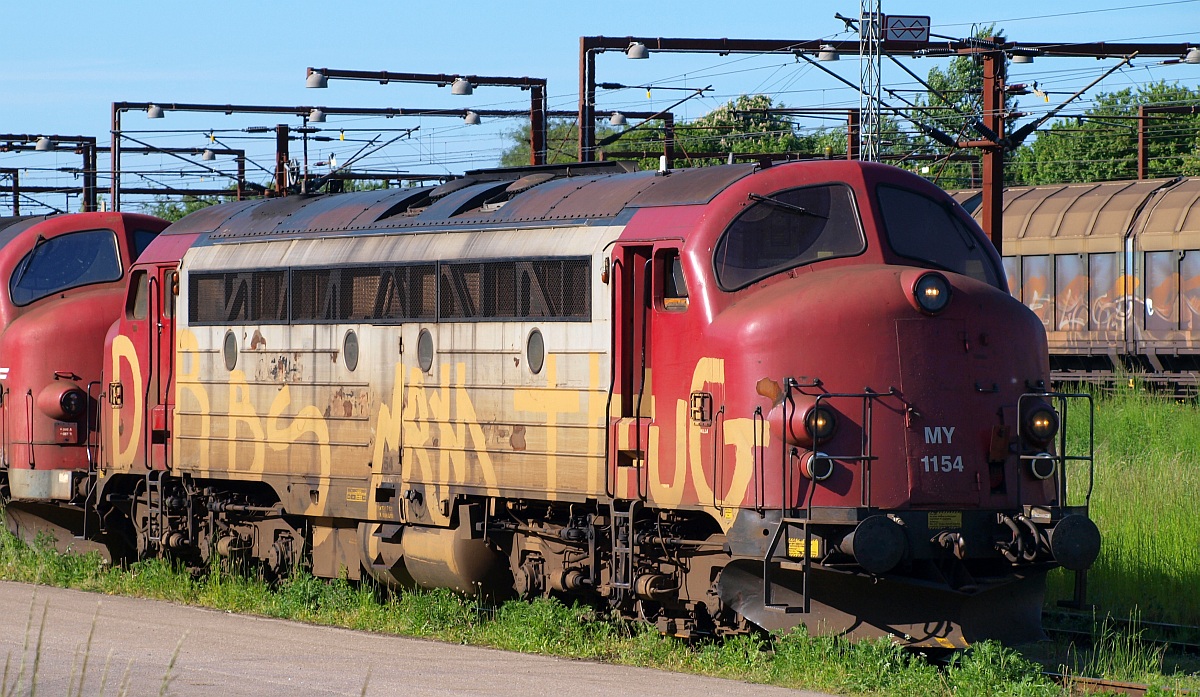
[
  {"x1": 1048, "y1": 671, "x2": 1192, "y2": 695},
  {"x1": 1042, "y1": 611, "x2": 1200, "y2": 656}
]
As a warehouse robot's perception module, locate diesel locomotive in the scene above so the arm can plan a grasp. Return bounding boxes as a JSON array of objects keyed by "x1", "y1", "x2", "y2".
[
  {"x1": 0, "y1": 212, "x2": 168, "y2": 553},
  {"x1": 2, "y1": 160, "x2": 1100, "y2": 647}
]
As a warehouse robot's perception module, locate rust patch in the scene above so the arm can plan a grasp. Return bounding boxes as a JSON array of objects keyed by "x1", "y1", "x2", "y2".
[
  {"x1": 260, "y1": 354, "x2": 302, "y2": 384},
  {"x1": 328, "y1": 387, "x2": 370, "y2": 419},
  {"x1": 250, "y1": 329, "x2": 266, "y2": 350},
  {"x1": 510, "y1": 425, "x2": 527, "y2": 451},
  {"x1": 756, "y1": 377, "x2": 783, "y2": 404}
]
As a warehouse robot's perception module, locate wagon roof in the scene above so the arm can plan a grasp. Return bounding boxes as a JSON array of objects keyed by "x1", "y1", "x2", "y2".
[{"x1": 958, "y1": 178, "x2": 1191, "y2": 241}]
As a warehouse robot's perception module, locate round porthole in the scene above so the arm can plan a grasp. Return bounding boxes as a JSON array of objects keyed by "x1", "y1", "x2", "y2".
[
  {"x1": 526, "y1": 328, "x2": 545, "y2": 375},
  {"x1": 343, "y1": 330, "x2": 359, "y2": 372},
  {"x1": 223, "y1": 331, "x2": 238, "y2": 371},
  {"x1": 417, "y1": 329, "x2": 434, "y2": 373}
]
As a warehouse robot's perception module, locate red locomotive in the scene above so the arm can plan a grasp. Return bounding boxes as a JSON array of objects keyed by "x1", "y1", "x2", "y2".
[
  {"x1": 3, "y1": 160, "x2": 1100, "y2": 647},
  {"x1": 0, "y1": 212, "x2": 168, "y2": 552}
]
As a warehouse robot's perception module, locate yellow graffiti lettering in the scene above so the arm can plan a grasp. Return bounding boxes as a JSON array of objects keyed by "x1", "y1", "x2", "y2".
[
  {"x1": 400, "y1": 362, "x2": 498, "y2": 493},
  {"x1": 721, "y1": 418, "x2": 763, "y2": 509},
  {"x1": 173, "y1": 330, "x2": 209, "y2": 473},
  {"x1": 227, "y1": 370, "x2": 265, "y2": 471},
  {"x1": 402, "y1": 367, "x2": 434, "y2": 481},
  {"x1": 660, "y1": 356, "x2": 766, "y2": 511},
  {"x1": 648, "y1": 401, "x2": 688, "y2": 507},
  {"x1": 453, "y1": 383, "x2": 498, "y2": 492},
  {"x1": 110, "y1": 334, "x2": 143, "y2": 470},
  {"x1": 687, "y1": 357, "x2": 725, "y2": 505},
  {"x1": 266, "y1": 384, "x2": 331, "y2": 475},
  {"x1": 427, "y1": 364, "x2": 462, "y2": 483},
  {"x1": 423, "y1": 363, "x2": 498, "y2": 489},
  {"x1": 513, "y1": 355, "x2": 580, "y2": 492}
]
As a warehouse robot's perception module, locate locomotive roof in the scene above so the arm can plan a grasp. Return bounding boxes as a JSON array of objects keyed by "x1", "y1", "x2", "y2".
[
  {"x1": 165, "y1": 162, "x2": 760, "y2": 242},
  {"x1": 0, "y1": 215, "x2": 50, "y2": 248}
]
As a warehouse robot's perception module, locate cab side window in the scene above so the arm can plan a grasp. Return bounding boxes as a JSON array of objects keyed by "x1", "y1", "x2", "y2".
[
  {"x1": 126, "y1": 270, "x2": 149, "y2": 320},
  {"x1": 659, "y1": 250, "x2": 689, "y2": 311}
]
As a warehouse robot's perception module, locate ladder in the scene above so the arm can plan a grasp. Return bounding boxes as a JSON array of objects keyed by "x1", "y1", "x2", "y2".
[
  {"x1": 143, "y1": 470, "x2": 166, "y2": 554},
  {"x1": 609, "y1": 500, "x2": 638, "y2": 597}
]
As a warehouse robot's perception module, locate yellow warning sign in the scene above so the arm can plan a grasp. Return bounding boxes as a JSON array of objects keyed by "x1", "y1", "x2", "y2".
[
  {"x1": 928, "y1": 511, "x2": 962, "y2": 529},
  {"x1": 788, "y1": 536, "x2": 821, "y2": 558}
]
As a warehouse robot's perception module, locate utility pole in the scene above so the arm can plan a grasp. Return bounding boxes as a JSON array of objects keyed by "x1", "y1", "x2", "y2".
[
  {"x1": 274, "y1": 125, "x2": 290, "y2": 196},
  {"x1": 1137, "y1": 104, "x2": 1200, "y2": 178},
  {"x1": 979, "y1": 46, "x2": 1007, "y2": 255}
]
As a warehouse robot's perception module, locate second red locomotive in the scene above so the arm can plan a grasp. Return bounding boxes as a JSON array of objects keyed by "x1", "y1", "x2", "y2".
[{"x1": 0, "y1": 212, "x2": 167, "y2": 552}]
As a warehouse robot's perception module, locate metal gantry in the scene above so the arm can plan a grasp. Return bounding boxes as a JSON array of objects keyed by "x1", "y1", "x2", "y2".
[
  {"x1": 306, "y1": 68, "x2": 548, "y2": 166},
  {"x1": 859, "y1": 1, "x2": 884, "y2": 161}
]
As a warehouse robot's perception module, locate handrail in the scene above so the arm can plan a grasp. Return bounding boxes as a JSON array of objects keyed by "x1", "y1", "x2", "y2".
[
  {"x1": 633, "y1": 257, "x2": 651, "y2": 501},
  {"x1": 24, "y1": 389, "x2": 34, "y2": 468},
  {"x1": 762, "y1": 382, "x2": 894, "y2": 614},
  {"x1": 603, "y1": 257, "x2": 622, "y2": 499},
  {"x1": 1017, "y1": 390, "x2": 1095, "y2": 509}
]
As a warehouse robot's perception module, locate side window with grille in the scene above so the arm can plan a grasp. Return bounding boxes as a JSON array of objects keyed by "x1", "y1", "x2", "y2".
[{"x1": 187, "y1": 258, "x2": 590, "y2": 325}]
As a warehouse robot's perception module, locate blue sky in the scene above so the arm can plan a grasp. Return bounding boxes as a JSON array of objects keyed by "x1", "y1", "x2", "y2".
[{"x1": 1, "y1": 0, "x2": 1197, "y2": 212}]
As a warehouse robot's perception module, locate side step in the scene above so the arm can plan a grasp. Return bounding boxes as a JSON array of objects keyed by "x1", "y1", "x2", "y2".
[{"x1": 764, "y1": 517, "x2": 811, "y2": 614}]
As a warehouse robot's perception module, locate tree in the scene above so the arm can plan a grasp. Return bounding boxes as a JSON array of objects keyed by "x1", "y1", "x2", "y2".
[
  {"x1": 497, "y1": 96, "x2": 851, "y2": 170},
  {"x1": 499, "y1": 119, "x2": 618, "y2": 167},
  {"x1": 142, "y1": 195, "x2": 224, "y2": 222},
  {"x1": 1010, "y1": 81, "x2": 1200, "y2": 185},
  {"x1": 671, "y1": 94, "x2": 816, "y2": 161},
  {"x1": 904, "y1": 25, "x2": 1017, "y2": 189}
]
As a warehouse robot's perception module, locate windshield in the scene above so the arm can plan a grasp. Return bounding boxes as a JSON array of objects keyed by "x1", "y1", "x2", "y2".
[
  {"x1": 714, "y1": 183, "x2": 865, "y2": 290},
  {"x1": 876, "y1": 184, "x2": 1002, "y2": 288},
  {"x1": 10, "y1": 229, "x2": 123, "y2": 306}
]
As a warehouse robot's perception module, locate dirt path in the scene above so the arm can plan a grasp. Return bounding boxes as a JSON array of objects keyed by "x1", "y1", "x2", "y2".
[{"x1": 0, "y1": 581, "x2": 826, "y2": 696}]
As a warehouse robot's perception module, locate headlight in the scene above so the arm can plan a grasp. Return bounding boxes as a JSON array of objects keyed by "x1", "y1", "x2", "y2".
[
  {"x1": 59, "y1": 389, "x2": 86, "y2": 418},
  {"x1": 1025, "y1": 404, "x2": 1059, "y2": 443},
  {"x1": 804, "y1": 406, "x2": 837, "y2": 442},
  {"x1": 913, "y1": 272, "x2": 951, "y2": 314}
]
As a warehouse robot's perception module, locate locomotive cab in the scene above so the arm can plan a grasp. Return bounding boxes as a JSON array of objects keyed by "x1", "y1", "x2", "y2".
[{"x1": 663, "y1": 162, "x2": 1100, "y2": 644}]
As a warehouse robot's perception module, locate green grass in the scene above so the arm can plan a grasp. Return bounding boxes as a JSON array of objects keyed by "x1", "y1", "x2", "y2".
[
  {"x1": 1055, "y1": 385, "x2": 1200, "y2": 625},
  {"x1": 0, "y1": 526, "x2": 1071, "y2": 696},
  {"x1": 2, "y1": 527, "x2": 1194, "y2": 696}
]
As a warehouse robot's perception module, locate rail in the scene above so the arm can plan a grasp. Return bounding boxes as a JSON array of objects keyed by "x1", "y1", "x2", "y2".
[{"x1": 1046, "y1": 671, "x2": 1192, "y2": 696}]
